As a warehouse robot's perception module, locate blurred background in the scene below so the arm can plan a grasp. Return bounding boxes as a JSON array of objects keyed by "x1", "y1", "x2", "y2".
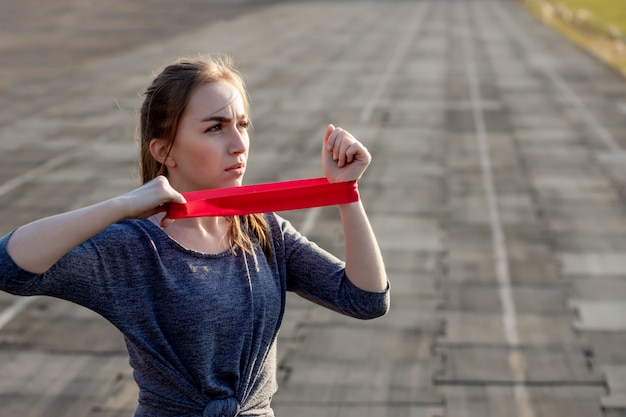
[{"x1": 1, "y1": 0, "x2": 626, "y2": 416}]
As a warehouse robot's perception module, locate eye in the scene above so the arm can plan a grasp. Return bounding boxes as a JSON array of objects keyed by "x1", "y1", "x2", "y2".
[
  {"x1": 238, "y1": 120, "x2": 250, "y2": 130},
  {"x1": 205, "y1": 124, "x2": 222, "y2": 133}
]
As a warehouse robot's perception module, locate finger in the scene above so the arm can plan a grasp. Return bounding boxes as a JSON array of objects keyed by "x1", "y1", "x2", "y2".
[
  {"x1": 160, "y1": 217, "x2": 175, "y2": 229},
  {"x1": 348, "y1": 141, "x2": 370, "y2": 162},
  {"x1": 337, "y1": 136, "x2": 356, "y2": 168},
  {"x1": 171, "y1": 192, "x2": 187, "y2": 205},
  {"x1": 159, "y1": 179, "x2": 187, "y2": 205},
  {"x1": 324, "y1": 124, "x2": 335, "y2": 152},
  {"x1": 331, "y1": 128, "x2": 345, "y2": 162},
  {"x1": 155, "y1": 203, "x2": 168, "y2": 214},
  {"x1": 152, "y1": 175, "x2": 186, "y2": 204},
  {"x1": 337, "y1": 141, "x2": 347, "y2": 168},
  {"x1": 345, "y1": 143, "x2": 358, "y2": 164}
]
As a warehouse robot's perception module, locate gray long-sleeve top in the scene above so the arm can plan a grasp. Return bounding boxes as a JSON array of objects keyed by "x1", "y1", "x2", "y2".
[{"x1": 0, "y1": 213, "x2": 389, "y2": 416}]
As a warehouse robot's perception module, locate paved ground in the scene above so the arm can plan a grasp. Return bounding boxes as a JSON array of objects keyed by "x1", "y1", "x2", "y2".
[{"x1": 2, "y1": 0, "x2": 626, "y2": 416}]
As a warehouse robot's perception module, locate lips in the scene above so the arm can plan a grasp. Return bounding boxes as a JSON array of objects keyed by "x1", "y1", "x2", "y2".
[{"x1": 226, "y1": 162, "x2": 246, "y2": 172}]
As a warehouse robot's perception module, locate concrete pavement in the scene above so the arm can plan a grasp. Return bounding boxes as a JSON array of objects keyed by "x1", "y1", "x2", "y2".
[{"x1": 2, "y1": 0, "x2": 626, "y2": 416}]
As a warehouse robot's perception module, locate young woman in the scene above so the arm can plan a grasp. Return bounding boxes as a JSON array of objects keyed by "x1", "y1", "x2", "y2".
[{"x1": 0, "y1": 56, "x2": 389, "y2": 417}]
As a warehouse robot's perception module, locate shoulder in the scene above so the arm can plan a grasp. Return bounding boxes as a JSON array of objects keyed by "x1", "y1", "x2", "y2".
[
  {"x1": 263, "y1": 212, "x2": 283, "y2": 228},
  {"x1": 89, "y1": 219, "x2": 161, "y2": 253},
  {"x1": 96, "y1": 219, "x2": 156, "y2": 240},
  {"x1": 263, "y1": 213, "x2": 298, "y2": 235},
  {"x1": 262, "y1": 213, "x2": 326, "y2": 264},
  {"x1": 262, "y1": 213, "x2": 304, "y2": 247}
]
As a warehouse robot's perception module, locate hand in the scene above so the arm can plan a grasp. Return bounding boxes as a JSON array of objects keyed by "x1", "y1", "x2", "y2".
[
  {"x1": 115, "y1": 176, "x2": 186, "y2": 227},
  {"x1": 322, "y1": 124, "x2": 371, "y2": 183}
]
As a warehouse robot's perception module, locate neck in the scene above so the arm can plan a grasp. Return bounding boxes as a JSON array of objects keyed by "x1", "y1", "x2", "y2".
[
  {"x1": 152, "y1": 214, "x2": 232, "y2": 254},
  {"x1": 153, "y1": 213, "x2": 229, "y2": 234},
  {"x1": 179, "y1": 215, "x2": 226, "y2": 230}
]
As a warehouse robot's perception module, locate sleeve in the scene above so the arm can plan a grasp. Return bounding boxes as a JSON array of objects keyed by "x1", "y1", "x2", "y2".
[
  {"x1": 0, "y1": 230, "x2": 40, "y2": 295},
  {"x1": 271, "y1": 214, "x2": 389, "y2": 320},
  {"x1": 0, "y1": 225, "x2": 132, "y2": 318}
]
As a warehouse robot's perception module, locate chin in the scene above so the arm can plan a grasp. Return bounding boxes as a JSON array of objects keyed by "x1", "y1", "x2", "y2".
[{"x1": 221, "y1": 178, "x2": 244, "y2": 189}]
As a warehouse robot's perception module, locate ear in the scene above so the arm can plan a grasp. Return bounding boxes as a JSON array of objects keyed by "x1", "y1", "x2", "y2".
[{"x1": 149, "y1": 138, "x2": 176, "y2": 168}]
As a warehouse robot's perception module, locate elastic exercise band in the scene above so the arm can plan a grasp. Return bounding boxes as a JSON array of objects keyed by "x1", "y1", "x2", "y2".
[{"x1": 166, "y1": 178, "x2": 359, "y2": 219}]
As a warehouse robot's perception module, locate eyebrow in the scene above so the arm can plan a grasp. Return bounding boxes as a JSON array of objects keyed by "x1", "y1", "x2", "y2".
[{"x1": 200, "y1": 114, "x2": 248, "y2": 123}]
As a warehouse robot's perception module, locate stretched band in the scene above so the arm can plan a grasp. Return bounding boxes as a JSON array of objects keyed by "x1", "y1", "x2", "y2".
[{"x1": 166, "y1": 178, "x2": 359, "y2": 219}]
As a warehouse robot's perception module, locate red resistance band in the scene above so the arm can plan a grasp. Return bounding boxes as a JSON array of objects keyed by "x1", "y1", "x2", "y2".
[{"x1": 166, "y1": 178, "x2": 359, "y2": 219}]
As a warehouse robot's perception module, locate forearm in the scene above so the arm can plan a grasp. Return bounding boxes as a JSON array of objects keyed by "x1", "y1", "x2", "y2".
[
  {"x1": 7, "y1": 198, "x2": 127, "y2": 274},
  {"x1": 339, "y1": 200, "x2": 388, "y2": 292}
]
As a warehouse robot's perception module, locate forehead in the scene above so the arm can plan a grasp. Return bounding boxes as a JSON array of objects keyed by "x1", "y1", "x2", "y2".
[{"x1": 186, "y1": 80, "x2": 245, "y2": 118}]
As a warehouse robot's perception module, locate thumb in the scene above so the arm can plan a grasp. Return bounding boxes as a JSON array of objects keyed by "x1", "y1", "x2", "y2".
[{"x1": 172, "y1": 192, "x2": 187, "y2": 205}]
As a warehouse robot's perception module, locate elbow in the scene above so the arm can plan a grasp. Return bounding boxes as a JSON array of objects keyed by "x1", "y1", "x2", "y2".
[
  {"x1": 345, "y1": 281, "x2": 390, "y2": 320},
  {"x1": 358, "y1": 297, "x2": 390, "y2": 320},
  {"x1": 374, "y1": 298, "x2": 391, "y2": 319}
]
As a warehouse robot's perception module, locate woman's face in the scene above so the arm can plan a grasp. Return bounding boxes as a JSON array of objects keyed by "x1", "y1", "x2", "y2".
[{"x1": 164, "y1": 80, "x2": 250, "y2": 192}]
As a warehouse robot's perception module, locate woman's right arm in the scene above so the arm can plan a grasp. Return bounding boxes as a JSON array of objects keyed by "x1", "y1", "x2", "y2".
[{"x1": 6, "y1": 176, "x2": 185, "y2": 274}]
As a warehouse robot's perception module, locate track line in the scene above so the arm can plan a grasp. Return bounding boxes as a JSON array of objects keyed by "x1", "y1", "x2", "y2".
[
  {"x1": 460, "y1": 2, "x2": 536, "y2": 417},
  {"x1": 0, "y1": 297, "x2": 34, "y2": 331}
]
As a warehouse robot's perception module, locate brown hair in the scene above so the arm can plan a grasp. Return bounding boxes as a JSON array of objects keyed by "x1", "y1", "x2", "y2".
[{"x1": 139, "y1": 55, "x2": 272, "y2": 260}]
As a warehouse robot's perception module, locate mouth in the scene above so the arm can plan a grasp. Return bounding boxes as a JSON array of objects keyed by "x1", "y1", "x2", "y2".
[{"x1": 225, "y1": 162, "x2": 246, "y2": 174}]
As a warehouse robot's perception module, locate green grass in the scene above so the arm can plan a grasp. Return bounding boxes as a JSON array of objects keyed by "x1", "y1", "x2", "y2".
[
  {"x1": 522, "y1": 0, "x2": 626, "y2": 77},
  {"x1": 544, "y1": 0, "x2": 626, "y2": 34}
]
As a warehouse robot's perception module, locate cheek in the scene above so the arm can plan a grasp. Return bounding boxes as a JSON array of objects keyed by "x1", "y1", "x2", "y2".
[
  {"x1": 193, "y1": 143, "x2": 223, "y2": 164},
  {"x1": 171, "y1": 137, "x2": 219, "y2": 167}
]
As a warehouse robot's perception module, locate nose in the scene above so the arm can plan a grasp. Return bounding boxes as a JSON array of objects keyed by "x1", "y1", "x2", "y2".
[{"x1": 229, "y1": 126, "x2": 248, "y2": 155}]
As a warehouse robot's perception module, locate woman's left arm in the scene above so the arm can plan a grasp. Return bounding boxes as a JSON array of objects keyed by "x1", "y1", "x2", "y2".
[
  {"x1": 338, "y1": 201, "x2": 387, "y2": 292},
  {"x1": 323, "y1": 124, "x2": 388, "y2": 292}
]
